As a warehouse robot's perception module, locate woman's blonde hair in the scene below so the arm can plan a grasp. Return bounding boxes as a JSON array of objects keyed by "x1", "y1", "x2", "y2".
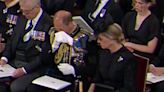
[
  {"x1": 99, "y1": 23, "x2": 125, "y2": 43},
  {"x1": 132, "y1": 0, "x2": 156, "y2": 7}
]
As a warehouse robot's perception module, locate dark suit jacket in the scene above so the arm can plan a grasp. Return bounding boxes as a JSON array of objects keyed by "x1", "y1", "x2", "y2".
[
  {"x1": 0, "y1": 1, "x2": 20, "y2": 43},
  {"x1": 152, "y1": 0, "x2": 164, "y2": 24},
  {"x1": 82, "y1": 0, "x2": 123, "y2": 34},
  {"x1": 94, "y1": 47, "x2": 137, "y2": 92},
  {"x1": 2, "y1": 11, "x2": 53, "y2": 73}
]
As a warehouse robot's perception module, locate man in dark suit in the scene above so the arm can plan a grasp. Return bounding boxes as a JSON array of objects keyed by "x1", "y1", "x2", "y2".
[
  {"x1": 25, "y1": 10, "x2": 93, "y2": 92},
  {"x1": 82, "y1": 0, "x2": 123, "y2": 34},
  {"x1": 0, "y1": 0, "x2": 53, "y2": 92}
]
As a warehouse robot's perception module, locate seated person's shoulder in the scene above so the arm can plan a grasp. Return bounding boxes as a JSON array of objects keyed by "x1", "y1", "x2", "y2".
[
  {"x1": 120, "y1": 47, "x2": 135, "y2": 61},
  {"x1": 124, "y1": 11, "x2": 136, "y2": 17}
]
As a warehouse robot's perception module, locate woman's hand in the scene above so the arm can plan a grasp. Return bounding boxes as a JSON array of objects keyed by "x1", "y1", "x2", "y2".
[
  {"x1": 149, "y1": 64, "x2": 164, "y2": 76},
  {"x1": 123, "y1": 42, "x2": 134, "y2": 52}
]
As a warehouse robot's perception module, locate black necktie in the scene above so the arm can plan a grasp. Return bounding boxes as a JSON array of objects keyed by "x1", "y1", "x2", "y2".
[{"x1": 23, "y1": 20, "x2": 33, "y2": 42}]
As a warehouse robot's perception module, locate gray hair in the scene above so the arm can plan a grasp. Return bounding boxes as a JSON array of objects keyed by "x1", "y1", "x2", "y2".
[{"x1": 19, "y1": 0, "x2": 40, "y2": 9}]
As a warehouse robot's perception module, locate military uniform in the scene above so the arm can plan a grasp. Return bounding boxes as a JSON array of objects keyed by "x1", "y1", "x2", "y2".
[
  {"x1": 0, "y1": 1, "x2": 20, "y2": 42},
  {"x1": 0, "y1": 1, "x2": 20, "y2": 56},
  {"x1": 49, "y1": 25, "x2": 93, "y2": 92},
  {"x1": 50, "y1": 25, "x2": 90, "y2": 66}
]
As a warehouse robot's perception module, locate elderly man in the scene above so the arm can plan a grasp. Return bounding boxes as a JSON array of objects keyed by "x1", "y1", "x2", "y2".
[
  {"x1": 49, "y1": 10, "x2": 92, "y2": 92},
  {"x1": 0, "y1": 0, "x2": 52, "y2": 92},
  {"x1": 26, "y1": 10, "x2": 93, "y2": 92},
  {"x1": 50, "y1": 10, "x2": 92, "y2": 79}
]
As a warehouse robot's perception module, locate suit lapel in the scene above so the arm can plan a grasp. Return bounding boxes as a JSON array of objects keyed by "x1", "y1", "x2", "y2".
[
  {"x1": 91, "y1": 0, "x2": 110, "y2": 19},
  {"x1": 12, "y1": 17, "x2": 27, "y2": 51}
]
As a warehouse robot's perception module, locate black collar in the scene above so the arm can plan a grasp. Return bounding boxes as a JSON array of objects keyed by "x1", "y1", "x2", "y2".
[{"x1": 70, "y1": 24, "x2": 80, "y2": 37}]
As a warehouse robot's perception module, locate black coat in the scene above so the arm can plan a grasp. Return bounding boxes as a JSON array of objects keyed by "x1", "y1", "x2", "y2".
[
  {"x1": 94, "y1": 47, "x2": 137, "y2": 92},
  {"x1": 0, "y1": 1, "x2": 20, "y2": 42},
  {"x1": 2, "y1": 11, "x2": 53, "y2": 73},
  {"x1": 82, "y1": 0, "x2": 123, "y2": 34}
]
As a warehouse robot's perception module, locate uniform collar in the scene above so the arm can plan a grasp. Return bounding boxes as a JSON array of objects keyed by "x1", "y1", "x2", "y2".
[
  {"x1": 32, "y1": 8, "x2": 43, "y2": 24},
  {"x1": 70, "y1": 24, "x2": 80, "y2": 37}
]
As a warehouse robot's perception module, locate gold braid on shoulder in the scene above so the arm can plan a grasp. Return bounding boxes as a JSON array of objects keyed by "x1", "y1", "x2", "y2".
[
  {"x1": 50, "y1": 27, "x2": 90, "y2": 65},
  {"x1": 50, "y1": 30, "x2": 73, "y2": 64},
  {"x1": 50, "y1": 30, "x2": 55, "y2": 44},
  {"x1": 55, "y1": 43, "x2": 72, "y2": 64}
]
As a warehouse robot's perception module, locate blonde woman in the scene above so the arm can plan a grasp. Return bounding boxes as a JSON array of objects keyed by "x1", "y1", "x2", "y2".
[
  {"x1": 122, "y1": 0, "x2": 160, "y2": 63},
  {"x1": 88, "y1": 23, "x2": 137, "y2": 92}
]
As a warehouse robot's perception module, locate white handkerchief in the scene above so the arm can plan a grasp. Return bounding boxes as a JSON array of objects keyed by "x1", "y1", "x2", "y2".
[
  {"x1": 57, "y1": 63, "x2": 75, "y2": 77},
  {"x1": 54, "y1": 31, "x2": 73, "y2": 46}
]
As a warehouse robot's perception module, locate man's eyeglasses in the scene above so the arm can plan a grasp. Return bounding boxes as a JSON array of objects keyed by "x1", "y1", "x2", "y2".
[{"x1": 21, "y1": 6, "x2": 36, "y2": 14}]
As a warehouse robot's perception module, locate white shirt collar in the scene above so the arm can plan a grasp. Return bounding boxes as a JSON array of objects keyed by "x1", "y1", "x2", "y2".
[
  {"x1": 26, "y1": 8, "x2": 43, "y2": 29},
  {"x1": 24, "y1": 8, "x2": 44, "y2": 42},
  {"x1": 32, "y1": 8, "x2": 43, "y2": 25}
]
